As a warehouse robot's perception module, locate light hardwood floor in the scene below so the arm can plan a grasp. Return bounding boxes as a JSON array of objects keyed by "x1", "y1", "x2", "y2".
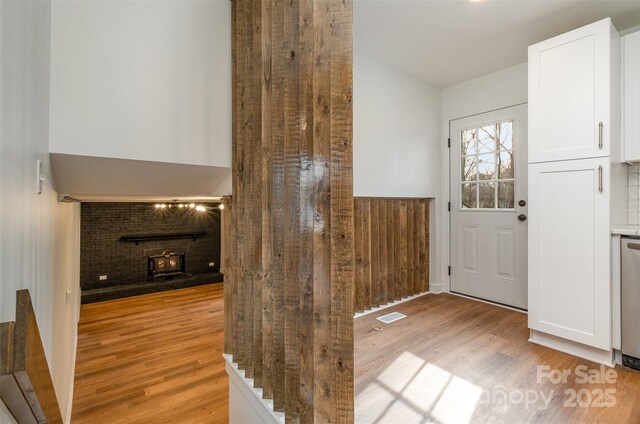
[
  {"x1": 355, "y1": 293, "x2": 640, "y2": 424},
  {"x1": 71, "y1": 285, "x2": 640, "y2": 423},
  {"x1": 71, "y1": 284, "x2": 227, "y2": 424}
]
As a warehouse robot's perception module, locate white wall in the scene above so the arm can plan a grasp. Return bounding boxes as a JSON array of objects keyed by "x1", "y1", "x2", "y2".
[
  {"x1": 436, "y1": 62, "x2": 528, "y2": 292},
  {"x1": 51, "y1": 202, "x2": 81, "y2": 422},
  {"x1": 49, "y1": 0, "x2": 231, "y2": 169},
  {"x1": 0, "y1": 1, "x2": 80, "y2": 422},
  {"x1": 354, "y1": 53, "x2": 441, "y2": 197},
  {"x1": 440, "y1": 62, "x2": 528, "y2": 121}
]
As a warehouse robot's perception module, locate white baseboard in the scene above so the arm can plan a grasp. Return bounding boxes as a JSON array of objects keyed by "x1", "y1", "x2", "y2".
[
  {"x1": 529, "y1": 330, "x2": 614, "y2": 367},
  {"x1": 354, "y1": 292, "x2": 431, "y2": 318},
  {"x1": 224, "y1": 354, "x2": 284, "y2": 424},
  {"x1": 428, "y1": 282, "x2": 444, "y2": 294}
]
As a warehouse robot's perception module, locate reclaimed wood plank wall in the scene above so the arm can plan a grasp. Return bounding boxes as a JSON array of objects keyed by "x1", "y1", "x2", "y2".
[
  {"x1": 353, "y1": 198, "x2": 430, "y2": 313},
  {"x1": 225, "y1": 0, "x2": 354, "y2": 422}
]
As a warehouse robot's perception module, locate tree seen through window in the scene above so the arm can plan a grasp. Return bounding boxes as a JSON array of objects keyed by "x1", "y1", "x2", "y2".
[{"x1": 461, "y1": 121, "x2": 514, "y2": 209}]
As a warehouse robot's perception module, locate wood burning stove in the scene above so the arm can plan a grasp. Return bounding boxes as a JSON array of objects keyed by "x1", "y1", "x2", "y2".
[{"x1": 148, "y1": 252, "x2": 185, "y2": 279}]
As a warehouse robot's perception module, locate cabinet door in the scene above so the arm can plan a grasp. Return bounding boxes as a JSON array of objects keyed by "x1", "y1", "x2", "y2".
[
  {"x1": 623, "y1": 31, "x2": 640, "y2": 162},
  {"x1": 529, "y1": 18, "x2": 614, "y2": 163},
  {"x1": 528, "y1": 158, "x2": 610, "y2": 350}
]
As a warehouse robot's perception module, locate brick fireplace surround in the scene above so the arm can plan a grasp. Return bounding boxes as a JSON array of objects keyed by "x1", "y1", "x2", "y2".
[{"x1": 80, "y1": 202, "x2": 223, "y2": 303}]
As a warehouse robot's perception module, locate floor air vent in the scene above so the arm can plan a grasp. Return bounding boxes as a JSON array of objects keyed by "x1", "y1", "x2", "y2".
[{"x1": 376, "y1": 311, "x2": 406, "y2": 324}]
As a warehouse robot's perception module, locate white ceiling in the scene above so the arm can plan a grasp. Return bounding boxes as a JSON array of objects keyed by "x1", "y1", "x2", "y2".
[{"x1": 354, "y1": 0, "x2": 640, "y2": 88}]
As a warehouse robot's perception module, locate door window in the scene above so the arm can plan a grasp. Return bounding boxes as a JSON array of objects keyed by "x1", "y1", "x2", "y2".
[{"x1": 461, "y1": 121, "x2": 514, "y2": 209}]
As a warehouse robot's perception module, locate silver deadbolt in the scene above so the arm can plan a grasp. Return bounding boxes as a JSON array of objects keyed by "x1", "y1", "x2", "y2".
[{"x1": 518, "y1": 200, "x2": 526, "y2": 207}]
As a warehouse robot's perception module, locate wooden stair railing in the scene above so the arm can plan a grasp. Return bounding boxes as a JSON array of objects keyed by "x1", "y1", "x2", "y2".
[{"x1": 0, "y1": 290, "x2": 63, "y2": 424}]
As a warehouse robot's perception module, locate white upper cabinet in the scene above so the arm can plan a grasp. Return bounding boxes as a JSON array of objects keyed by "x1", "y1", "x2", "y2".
[
  {"x1": 622, "y1": 31, "x2": 640, "y2": 163},
  {"x1": 529, "y1": 18, "x2": 617, "y2": 163}
]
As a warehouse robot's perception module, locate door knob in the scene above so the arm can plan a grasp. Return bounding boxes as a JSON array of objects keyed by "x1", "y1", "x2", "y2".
[
  {"x1": 518, "y1": 214, "x2": 527, "y2": 222},
  {"x1": 518, "y1": 200, "x2": 527, "y2": 207}
]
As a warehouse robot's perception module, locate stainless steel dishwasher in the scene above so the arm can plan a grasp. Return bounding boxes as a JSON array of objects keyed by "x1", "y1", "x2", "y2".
[{"x1": 622, "y1": 237, "x2": 640, "y2": 370}]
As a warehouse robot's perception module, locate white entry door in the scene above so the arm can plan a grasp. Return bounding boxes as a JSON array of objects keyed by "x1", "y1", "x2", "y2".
[{"x1": 450, "y1": 104, "x2": 528, "y2": 310}]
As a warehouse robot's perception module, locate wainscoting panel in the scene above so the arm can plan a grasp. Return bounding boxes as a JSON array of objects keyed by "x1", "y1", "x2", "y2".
[{"x1": 353, "y1": 198, "x2": 430, "y2": 313}]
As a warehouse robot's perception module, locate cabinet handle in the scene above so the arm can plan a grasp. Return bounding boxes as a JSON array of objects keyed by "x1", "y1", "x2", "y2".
[
  {"x1": 598, "y1": 122, "x2": 603, "y2": 149},
  {"x1": 628, "y1": 243, "x2": 640, "y2": 251},
  {"x1": 598, "y1": 165, "x2": 603, "y2": 192}
]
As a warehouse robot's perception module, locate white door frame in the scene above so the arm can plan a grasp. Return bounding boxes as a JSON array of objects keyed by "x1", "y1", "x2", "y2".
[
  {"x1": 438, "y1": 102, "x2": 528, "y2": 300},
  {"x1": 449, "y1": 105, "x2": 528, "y2": 309}
]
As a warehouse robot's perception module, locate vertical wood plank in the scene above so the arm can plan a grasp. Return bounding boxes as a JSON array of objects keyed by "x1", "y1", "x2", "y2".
[
  {"x1": 416, "y1": 199, "x2": 421, "y2": 293},
  {"x1": 241, "y1": 0, "x2": 256, "y2": 379},
  {"x1": 354, "y1": 199, "x2": 364, "y2": 313},
  {"x1": 417, "y1": 199, "x2": 427, "y2": 293},
  {"x1": 222, "y1": 197, "x2": 233, "y2": 354},
  {"x1": 231, "y1": 0, "x2": 246, "y2": 370},
  {"x1": 392, "y1": 199, "x2": 401, "y2": 301},
  {"x1": 425, "y1": 200, "x2": 430, "y2": 292},
  {"x1": 270, "y1": 0, "x2": 286, "y2": 410},
  {"x1": 299, "y1": 0, "x2": 316, "y2": 420},
  {"x1": 406, "y1": 200, "x2": 415, "y2": 296},
  {"x1": 261, "y1": 0, "x2": 274, "y2": 398},
  {"x1": 309, "y1": 0, "x2": 335, "y2": 420},
  {"x1": 415, "y1": 200, "x2": 421, "y2": 293},
  {"x1": 241, "y1": 0, "x2": 254, "y2": 376},
  {"x1": 378, "y1": 200, "x2": 387, "y2": 305},
  {"x1": 398, "y1": 200, "x2": 408, "y2": 299},
  {"x1": 250, "y1": 0, "x2": 264, "y2": 386},
  {"x1": 225, "y1": 0, "x2": 237, "y2": 361},
  {"x1": 369, "y1": 199, "x2": 380, "y2": 308},
  {"x1": 361, "y1": 199, "x2": 371, "y2": 310},
  {"x1": 329, "y1": 0, "x2": 354, "y2": 419},
  {"x1": 386, "y1": 199, "x2": 395, "y2": 302},
  {"x1": 283, "y1": 0, "x2": 301, "y2": 418}
]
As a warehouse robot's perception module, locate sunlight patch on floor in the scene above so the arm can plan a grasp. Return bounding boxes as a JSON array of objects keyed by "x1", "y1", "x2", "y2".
[{"x1": 356, "y1": 351, "x2": 482, "y2": 424}]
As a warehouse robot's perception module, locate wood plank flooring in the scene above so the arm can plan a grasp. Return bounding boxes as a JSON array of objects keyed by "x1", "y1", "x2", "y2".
[
  {"x1": 71, "y1": 283, "x2": 227, "y2": 424},
  {"x1": 355, "y1": 293, "x2": 640, "y2": 424},
  {"x1": 71, "y1": 283, "x2": 640, "y2": 423}
]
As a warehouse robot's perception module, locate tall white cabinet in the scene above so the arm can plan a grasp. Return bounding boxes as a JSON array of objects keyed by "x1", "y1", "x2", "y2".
[
  {"x1": 622, "y1": 31, "x2": 640, "y2": 162},
  {"x1": 528, "y1": 18, "x2": 619, "y2": 362}
]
